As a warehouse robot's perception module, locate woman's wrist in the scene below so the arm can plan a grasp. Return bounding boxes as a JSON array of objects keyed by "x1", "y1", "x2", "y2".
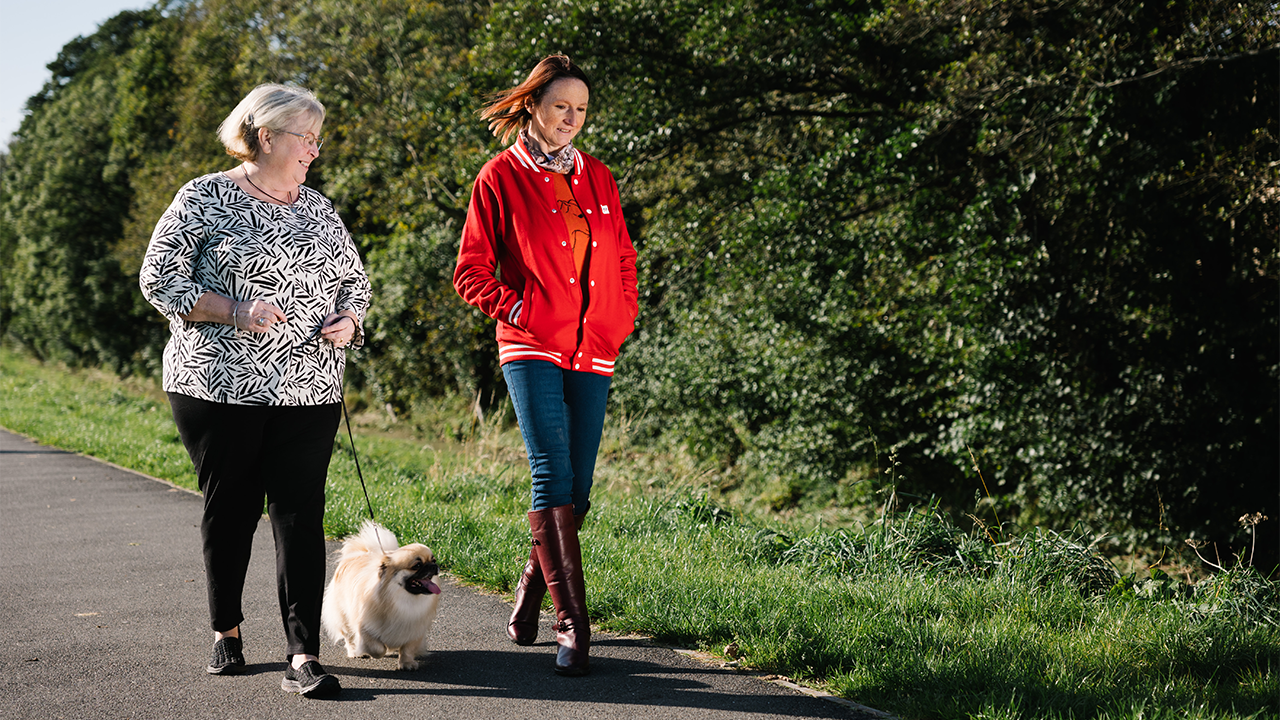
[
  {"x1": 337, "y1": 312, "x2": 362, "y2": 345},
  {"x1": 230, "y1": 300, "x2": 241, "y2": 329}
]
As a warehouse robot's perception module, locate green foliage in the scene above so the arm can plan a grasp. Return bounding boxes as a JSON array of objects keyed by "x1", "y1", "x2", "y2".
[
  {"x1": 1, "y1": 9, "x2": 165, "y2": 371},
  {"x1": 0, "y1": 152, "x2": 13, "y2": 332},
  {"x1": 1, "y1": 0, "x2": 1275, "y2": 569},
  {"x1": 575, "y1": 0, "x2": 1280, "y2": 563},
  {"x1": 0, "y1": 346, "x2": 195, "y2": 485}
]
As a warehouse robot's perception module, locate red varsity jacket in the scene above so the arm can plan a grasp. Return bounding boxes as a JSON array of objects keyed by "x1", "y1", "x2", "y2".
[{"x1": 453, "y1": 141, "x2": 639, "y2": 377}]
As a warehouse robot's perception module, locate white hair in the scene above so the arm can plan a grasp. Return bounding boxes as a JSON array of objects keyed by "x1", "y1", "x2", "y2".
[{"x1": 217, "y1": 83, "x2": 325, "y2": 162}]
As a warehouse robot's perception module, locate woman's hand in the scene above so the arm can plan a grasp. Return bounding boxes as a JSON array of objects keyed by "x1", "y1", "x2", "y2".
[
  {"x1": 319, "y1": 312, "x2": 358, "y2": 348},
  {"x1": 233, "y1": 299, "x2": 288, "y2": 333},
  {"x1": 181, "y1": 293, "x2": 286, "y2": 333}
]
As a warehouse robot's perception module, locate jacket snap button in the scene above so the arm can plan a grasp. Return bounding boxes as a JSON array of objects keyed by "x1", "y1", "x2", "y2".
[
  {"x1": 561, "y1": 241, "x2": 567, "y2": 246},
  {"x1": 569, "y1": 278, "x2": 575, "y2": 284},
  {"x1": 575, "y1": 363, "x2": 581, "y2": 369},
  {"x1": 586, "y1": 209, "x2": 592, "y2": 214}
]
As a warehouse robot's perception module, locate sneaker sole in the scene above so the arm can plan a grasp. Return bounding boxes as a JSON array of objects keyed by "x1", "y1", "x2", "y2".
[{"x1": 206, "y1": 663, "x2": 245, "y2": 675}]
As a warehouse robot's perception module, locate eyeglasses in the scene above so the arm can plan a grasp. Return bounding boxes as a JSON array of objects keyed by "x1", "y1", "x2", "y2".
[{"x1": 278, "y1": 129, "x2": 325, "y2": 151}]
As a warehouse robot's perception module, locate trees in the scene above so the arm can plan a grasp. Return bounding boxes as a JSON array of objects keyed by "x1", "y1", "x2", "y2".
[
  {"x1": 2, "y1": 0, "x2": 1274, "y2": 564},
  {"x1": 1, "y1": 10, "x2": 165, "y2": 371},
  {"x1": 865, "y1": 0, "x2": 1278, "y2": 558}
]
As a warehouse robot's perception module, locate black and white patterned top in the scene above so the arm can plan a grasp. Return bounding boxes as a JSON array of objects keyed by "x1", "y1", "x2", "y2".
[{"x1": 140, "y1": 172, "x2": 371, "y2": 406}]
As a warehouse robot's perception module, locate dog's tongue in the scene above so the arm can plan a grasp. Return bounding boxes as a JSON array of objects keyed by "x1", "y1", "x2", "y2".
[{"x1": 426, "y1": 580, "x2": 441, "y2": 594}]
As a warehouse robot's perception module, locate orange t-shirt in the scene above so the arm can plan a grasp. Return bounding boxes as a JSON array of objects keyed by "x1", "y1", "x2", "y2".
[{"x1": 551, "y1": 173, "x2": 591, "y2": 276}]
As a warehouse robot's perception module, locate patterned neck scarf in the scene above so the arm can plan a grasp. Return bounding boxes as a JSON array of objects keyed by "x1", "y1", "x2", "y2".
[{"x1": 520, "y1": 129, "x2": 577, "y2": 174}]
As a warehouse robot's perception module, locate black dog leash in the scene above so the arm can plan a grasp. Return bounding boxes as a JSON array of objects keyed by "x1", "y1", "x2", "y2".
[
  {"x1": 296, "y1": 319, "x2": 389, "y2": 552},
  {"x1": 302, "y1": 320, "x2": 377, "y2": 525},
  {"x1": 340, "y1": 396, "x2": 377, "y2": 523},
  {"x1": 338, "y1": 398, "x2": 394, "y2": 555}
]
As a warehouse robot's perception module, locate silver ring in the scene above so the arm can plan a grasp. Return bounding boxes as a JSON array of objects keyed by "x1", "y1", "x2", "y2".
[{"x1": 256, "y1": 317, "x2": 266, "y2": 326}]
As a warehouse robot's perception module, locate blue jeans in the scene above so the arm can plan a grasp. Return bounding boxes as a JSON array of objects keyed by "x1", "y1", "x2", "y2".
[{"x1": 502, "y1": 360, "x2": 612, "y2": 513}]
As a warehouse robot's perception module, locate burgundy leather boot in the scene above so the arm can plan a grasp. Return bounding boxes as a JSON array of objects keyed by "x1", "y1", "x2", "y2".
[
  {"x1": 508, "y1": 512, "x2": 586, "y2": 645},
  {"x1": 507, "y1": 545, "x2": 546, "y2": 645},
  {"x1": 531, "y1": 505, "x2": 590, "y2": 676}
]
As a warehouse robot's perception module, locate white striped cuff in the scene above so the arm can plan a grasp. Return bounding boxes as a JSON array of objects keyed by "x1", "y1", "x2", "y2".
[
  {"x1": 499, "y1": 344, "x2": 562, "y2": 364},
  {"x1": 590, "y1": 358, "x2": 616, "y2": 375}
]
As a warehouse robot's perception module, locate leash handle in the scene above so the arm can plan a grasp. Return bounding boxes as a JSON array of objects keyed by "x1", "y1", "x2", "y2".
[{"x1": 340, "y1": 397, "x2": 377, "y2": 522}]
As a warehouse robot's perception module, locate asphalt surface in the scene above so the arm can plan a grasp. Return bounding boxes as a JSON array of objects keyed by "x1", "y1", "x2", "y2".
[{"x1": 0, "y1": 428, "x2": 883, "y2": 720}]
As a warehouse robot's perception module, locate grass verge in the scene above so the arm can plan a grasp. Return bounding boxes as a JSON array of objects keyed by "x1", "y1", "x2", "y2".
[{"x1": 1, "y1": 346, "x2": 1275, "y2": 720}]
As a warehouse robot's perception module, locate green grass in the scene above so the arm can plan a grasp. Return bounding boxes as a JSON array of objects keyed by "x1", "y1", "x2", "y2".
[
  {"x1": 1, "y1": 346, "x2": 1275, "y2": 720},
  {"x1": 0, "y1": 349, "x2": 196, "y2": 486}
]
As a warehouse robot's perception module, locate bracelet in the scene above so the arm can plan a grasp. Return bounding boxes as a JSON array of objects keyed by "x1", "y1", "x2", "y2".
[{"x1": 231, "y1": 301, "x2": 242, "y2": 330}]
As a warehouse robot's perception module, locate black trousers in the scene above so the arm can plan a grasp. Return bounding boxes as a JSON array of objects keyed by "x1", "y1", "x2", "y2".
[{"x1": 168, "y1": 393, "x2": 341, "y2": 658}]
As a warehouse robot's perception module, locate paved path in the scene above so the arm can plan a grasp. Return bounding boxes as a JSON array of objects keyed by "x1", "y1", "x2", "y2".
[{"x1": 0, "y1": 429, "x2": 880, "y2": 719}]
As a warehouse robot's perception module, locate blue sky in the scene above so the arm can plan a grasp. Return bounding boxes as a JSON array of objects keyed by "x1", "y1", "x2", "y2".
[{"x1": 1, "y1": 0, "x2": 149, "y2": 147}]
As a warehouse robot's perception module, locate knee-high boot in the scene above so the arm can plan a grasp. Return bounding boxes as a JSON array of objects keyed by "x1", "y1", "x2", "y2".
[
  {"x1": 507, "y1": 511, "x2": 587, "y2": 645},
  {"x1": 530, "y1": 504, "x2": 590, "y2": 676},
  {"x1": 507, "y1": 545, "x2": 546, "y2": 645}
]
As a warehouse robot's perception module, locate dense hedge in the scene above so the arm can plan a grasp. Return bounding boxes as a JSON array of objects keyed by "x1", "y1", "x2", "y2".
[{"x1": 1, "y1": 0, "x2": 1275, "y2": 566}]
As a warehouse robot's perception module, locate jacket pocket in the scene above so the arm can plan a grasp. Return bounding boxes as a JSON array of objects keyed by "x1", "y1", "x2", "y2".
[
  {"x1": 600, "y1": 316, "x2": 635, "y2": 357},
  {"x1": 516, "y1": 283, "x2": 534, "y2": 329}
]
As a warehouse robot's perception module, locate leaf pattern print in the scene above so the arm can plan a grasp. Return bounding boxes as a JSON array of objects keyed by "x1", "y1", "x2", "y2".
[{"x1": 140, "y1": 173, "x2": 371, "y2": 406}]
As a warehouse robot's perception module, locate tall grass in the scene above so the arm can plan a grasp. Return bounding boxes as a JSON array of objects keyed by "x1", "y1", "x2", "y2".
[{"x1": 1, "y1": 347, "x2": 1275, "y2": 720}]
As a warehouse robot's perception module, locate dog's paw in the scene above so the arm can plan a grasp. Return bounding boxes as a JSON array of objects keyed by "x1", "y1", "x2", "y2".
[
  {"x1": 397, "y1": 656, "x2": 420, "y2": 671},
  {"x1": 363, "y1": 640, "x2": 388, "y2": 659},
  {"x1": 338, "y1": 636, "x2": 363, "y2": 658},
  {"x1": 349, "y1": 635, "x2": 387, "y2": 659}
]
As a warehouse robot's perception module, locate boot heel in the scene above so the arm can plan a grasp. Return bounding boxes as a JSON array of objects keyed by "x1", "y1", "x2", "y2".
[{"x1": 554, "y1": 618, "x2": 590, "y2": 676}]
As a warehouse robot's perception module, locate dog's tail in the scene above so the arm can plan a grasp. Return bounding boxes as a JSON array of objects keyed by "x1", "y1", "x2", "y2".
[{"x1": 342, "y1": 520, "x2": 398, "y2": 557}]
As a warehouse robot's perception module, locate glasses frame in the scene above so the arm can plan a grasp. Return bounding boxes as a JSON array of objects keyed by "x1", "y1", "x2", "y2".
[{"x1": 278, "y1": 129, "x2": 325, "y2": 151}]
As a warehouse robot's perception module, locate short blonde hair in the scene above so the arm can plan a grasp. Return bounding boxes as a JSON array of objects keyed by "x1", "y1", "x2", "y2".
[{"x1": 217, "y1": 83, "x2": 326, "y2": 162}]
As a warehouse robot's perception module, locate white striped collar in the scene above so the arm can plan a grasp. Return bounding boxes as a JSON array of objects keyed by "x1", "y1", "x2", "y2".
[
  {"x1": 509, "y1": 140, "x2": 539, "y2": 171},
  {"x1": 508, "y1": 140, "x2": 584, "y2": 176}
]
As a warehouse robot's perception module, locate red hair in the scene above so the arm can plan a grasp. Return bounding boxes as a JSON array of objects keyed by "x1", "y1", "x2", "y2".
[{"x1": 480, "y1": 55, "x2": 592, "y2": 144}]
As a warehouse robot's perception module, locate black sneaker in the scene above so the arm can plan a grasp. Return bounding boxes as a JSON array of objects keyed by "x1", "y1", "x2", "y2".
[
  {"x1": 206, "y1": 636, "x2": 245, "y2": 675},
  {"x1": 281, "y1": 660, "x2": 341, "y2": 698}
]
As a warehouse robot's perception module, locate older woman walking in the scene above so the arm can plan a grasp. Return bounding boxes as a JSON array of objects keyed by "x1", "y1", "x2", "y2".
[
  {"x1": 454, "y1": 55, "x2": 639, "y2": 676},
  {"x1": 140, "y1": 83, "x2": 370, "y2": 697}
]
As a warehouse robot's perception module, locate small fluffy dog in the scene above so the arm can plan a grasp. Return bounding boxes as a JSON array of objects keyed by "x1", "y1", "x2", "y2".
[{"x1": 321, "y1": 521, "x2": 442, "y2": 670}]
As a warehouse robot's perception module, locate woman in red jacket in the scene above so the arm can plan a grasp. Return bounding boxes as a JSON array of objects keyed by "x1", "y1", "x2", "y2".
[{"x1": 454, "y1": 55, "x2": 638, "y2": 676}]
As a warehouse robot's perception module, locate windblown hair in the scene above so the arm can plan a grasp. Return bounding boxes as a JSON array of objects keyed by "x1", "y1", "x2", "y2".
[
  {"x1": 480, "y1": 55, "x2": 592, "y2": 144},
  {"x1": 217, "y1": 83, "x2": 326, "y2": 162}
]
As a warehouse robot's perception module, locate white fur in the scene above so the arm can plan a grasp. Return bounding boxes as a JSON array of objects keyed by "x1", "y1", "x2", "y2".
[{"x1": 321, "y1": 521, "x2": 441, "y2": 670}]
